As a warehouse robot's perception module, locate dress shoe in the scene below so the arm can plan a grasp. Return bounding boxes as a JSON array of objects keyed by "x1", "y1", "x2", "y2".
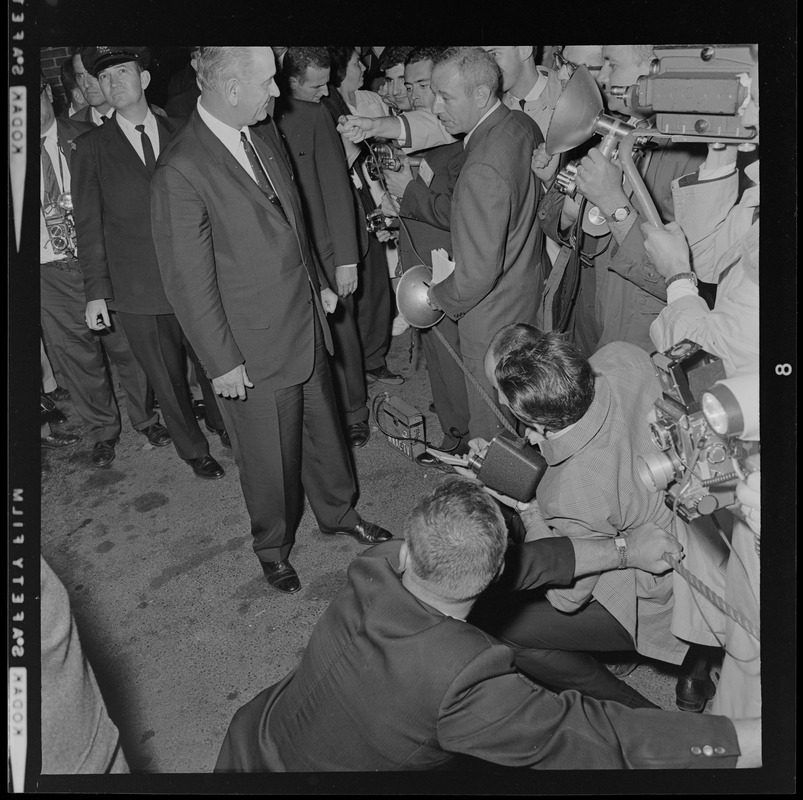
[
  {"x1": 205, "y1": 421, "x2": 232, "y2": 448},
  {"x1": 44, "y1": 386, "x2": 70, "y2": 402},
  {"x1": 184, "y1": 454, "x2": 225, "y2": 480},
  {"x1": 91, "y1": 439, "x2": 117, "y2": 468},
  {"x1": 192, "y1": 399, "x2": 206, "y2": 420},
  {"x1": 140, "y1": 421, "x2": 172, "y2": 447},
  {"x1": 675, "y1": 674, "x2": 716, "y2": 713},
  {"x1": 320, "y1": 518, "x2": 392, "y2": 545},
  {"x1": 41, "y1": 432, "x2": 80, "y2": 448},
  {"x1": 605, "y1": 660, "x2": 640, "y2": 678},
  {"x1": 260, "y1": 559, "x2": 301, "y2": 594},
  {"x1": 365, "y1": 365, "x2": 404, "y2": 385},
  {"x1": 347, "y1": 421, "x2": 370, "y2": 448},
  {"x1": 42, "y1": 405, "x2": 69, "y2": 425}
]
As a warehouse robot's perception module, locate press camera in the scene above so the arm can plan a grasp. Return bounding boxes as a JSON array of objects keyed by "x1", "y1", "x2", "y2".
[
  {"x1": 366, "y1": 142, "x2": 404, "y2": 181},
  {"x1": 637, "y1": 340, "x2": 759, "y2": 523},
  {"x1": 43, "y1": 192, "x2": 78, "y2": 257},
  {"x1": 366, "y1": 207, "x2": 400, "y2": 234}
]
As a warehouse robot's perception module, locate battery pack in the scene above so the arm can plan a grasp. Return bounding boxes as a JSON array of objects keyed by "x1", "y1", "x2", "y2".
[{"x1": 376, "y1": 395, "x2": 426, "y2": 461}]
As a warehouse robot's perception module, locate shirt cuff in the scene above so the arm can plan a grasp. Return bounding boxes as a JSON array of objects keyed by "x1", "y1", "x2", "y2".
[
  {"x1": 396, "y1": 115, "x2": 411, "y2": 148},
  {"x1": 666, "y1": 278, "x2": 700, "y2": 303}
]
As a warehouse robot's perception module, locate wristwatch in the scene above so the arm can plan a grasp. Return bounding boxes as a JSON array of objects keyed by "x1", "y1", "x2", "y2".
[
  {"x1": 614, "y1": 537, "x2": 628, "y2": 569},
  {"x1": 665, "y1": 272, "x2": 699, "y2": 288},
  {"x1": 611, "y1": 205, "x2": 633, "y2": 222}
]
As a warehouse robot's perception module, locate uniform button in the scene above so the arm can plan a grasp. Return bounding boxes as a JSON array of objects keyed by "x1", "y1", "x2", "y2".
[
  {"x1": 703, "y1": 745, "x2": 714, "y2": 757},
  {"x1": 714, "y1": 746, "x2": 726, "y2": 755},
  {"x1": 690, "y1": 746, "x2": 702, "y2": 755}
]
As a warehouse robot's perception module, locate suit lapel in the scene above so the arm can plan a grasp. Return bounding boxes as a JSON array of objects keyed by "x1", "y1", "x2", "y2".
[{"x1": 250, "y1": 125, "x2": 298, "y2": 229}]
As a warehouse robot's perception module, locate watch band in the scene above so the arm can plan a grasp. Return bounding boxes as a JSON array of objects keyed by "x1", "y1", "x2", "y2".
[
  {"x1": 614, "y1": 537, "x2": 628, "y2": 569},
  {"x1": 665, "y1": 272, "x2": 699, "y2": 288}
]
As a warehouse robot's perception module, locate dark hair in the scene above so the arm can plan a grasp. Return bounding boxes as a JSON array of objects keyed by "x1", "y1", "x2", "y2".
[
  {"x1": 378, "y1": 46, "x2": 414, "y2": 73},
  {"x1": 325, "y1": 46, "x2": 356, "y2": 89},
  {"x1": 489, "y1": 324, "x2": 595, "y2": 431},
  {"x1": 404, "y1": 477, "x2": 507, "y2": 602},
  {"x1": 60, "y1": 55, "x2": 80, "y2": 95},
  {"x1": 404, "y1": 46, "x2": 445, "y2": 68},
  {"x1": 282, "y1": 46, "x2": 330, "y2": 83},
  {"x1": 432, "y1": 46, "x2": 501, "y2": 98}
]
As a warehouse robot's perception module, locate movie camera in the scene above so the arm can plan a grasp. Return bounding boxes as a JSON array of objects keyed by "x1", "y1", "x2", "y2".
[
  {"x1": 636, "y1": 340, "x2": 759, "y2": 523},
  {"x1": 43, "y1": 192, "x2": 78, "y2": 257}
]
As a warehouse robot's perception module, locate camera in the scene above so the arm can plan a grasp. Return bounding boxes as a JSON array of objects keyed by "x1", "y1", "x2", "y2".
[
  {"x1": 366, "y1": 142, "x2": 404, "y2": 181},
  {"x1": 466, "y1": 429, "x2": 547, "y2": 504},
  {"x1": 43, "y1": 192, "x2": 78, "y2": 257},
  {"x1": 366, "y1": 207, "x2": 400, "y2": 234},
  {"x1": 611, "y1": 45, "x2": 758, "y2": 147},
  {"x1": 637, "y1": 340, "x2": 758, "y2": 522}
]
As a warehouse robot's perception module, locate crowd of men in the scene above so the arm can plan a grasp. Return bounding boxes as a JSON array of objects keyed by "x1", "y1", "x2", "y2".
[{"x1": 40, "y1": 44, "x2": 761, "y2": 773}]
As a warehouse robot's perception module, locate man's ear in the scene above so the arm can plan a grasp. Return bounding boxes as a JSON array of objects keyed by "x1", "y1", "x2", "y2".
[
  {"x1": 491, "y1": 560, "x2": 505, "y2": 584},
  {"x1": 225, "y1": 76, "x2": 240, "y2": 106},
  {"x1": 517, "y1": 46, "x2": 534, "y2": 63},
  {"x1": 140, "y1": 70, "x2": 151, "y2": 92},
  {"x1": 288, "y1": 76, "x2": 300, "y2": 94},
  {"x1": 475, "y1": 83, "x2": 492, "y2": 108}
]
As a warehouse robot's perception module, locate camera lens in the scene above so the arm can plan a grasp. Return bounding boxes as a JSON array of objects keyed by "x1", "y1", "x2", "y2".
[
  {"x1": 636, "y1": 452, "x2": 676, "y2": 492},
  {"x1": 466, "y1": 451, "x2": 484, "y2": 474}
]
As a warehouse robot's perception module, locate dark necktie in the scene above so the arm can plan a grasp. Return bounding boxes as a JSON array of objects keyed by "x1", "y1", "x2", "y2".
[
  {"x1": 240, "y1": 131, "x2": 288, "y2": 221},
  {"x1": 100, "y1": 115, "x2": 108, "y2": 124},
  {"x1": 135, "y1": 124, "x2": 156, "y2": 173},
  {"x1": 40, "y1": 137, "x2": 62, "y2": 205},
  {"x1": 519, "y1": 98, "x2": 527, "y2": 110}
]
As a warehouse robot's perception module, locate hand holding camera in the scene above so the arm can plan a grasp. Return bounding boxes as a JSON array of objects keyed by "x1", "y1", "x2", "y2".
[
  {"x1": 336, "y1": 114, "x2": 375, "y2": 143},
  {"x1": 640, "y1": 220, "x2": 692, "y2": 279},
  {"x1": 625, "y1": 524, "x2": 684, "y2": 575},
  {"x1": 383, "y1": 157, "x2": 414, "y2": 198},
  {"x1": 531, "y1": 143, "x2": 560, "y2": 185},
  {"x1": 573, "y1": 147, "x2": 628, "y2": 213}
]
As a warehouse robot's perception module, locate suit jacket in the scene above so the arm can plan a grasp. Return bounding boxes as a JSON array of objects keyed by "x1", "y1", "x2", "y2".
[
  {"x1": 273, "y1": 97, "x2": 359, "y2": 280},
  {"x1": 72, "y1": 112, "x2": 183, "y2": 314},
  {"x1": 429, "y1": 103, "x2": 544, "y2": 360},
  {"x1": 54, "y1": 116, "x2": 93, "y2": 180},
  {"x1": 150, "y1": 109, "x2": 331, "y2": 386},
  {"x1": 215, "y1": 538, "x2": 739, "y2": 771}
]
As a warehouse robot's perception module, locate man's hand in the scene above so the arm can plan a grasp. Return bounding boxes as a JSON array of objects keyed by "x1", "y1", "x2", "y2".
[
  {"x1": 375, "y1": 229, "x2": 398, "y2": 243},
  {"x1": 574, "y1": 147, "x2": 629, "y2": 213},
  {"x1": 336, "y1": 114, "x2": 380, "y2": 143},
  {"x1": 640, "y1": 220, "x2": 692, "y2": 279},
  {"x1": 383, "y1": 158, "x2": 414, "y2": 198},
  {"x1": 532, "y1": 144, "x2": 560, "y2": 184},
  {"x1": 381, "y1": 192, "x2": 400, "y2": 217},
  {"x1": 425, "y1": 286, "x2": 442, "y2": 311},
  {"x1": 85, "y1": 299, "x2": 110, "y2": 331},
  {"x1": 335, "y1": 265, "x2": 358, "y2": 297},
  {"x1": 559, "y1": 194, "x2": 581, "y2": 230},
  {"x1": 320, "y1": 287, "x2": 338, "y2": 314},
  {"x1": 212, "y1": 364, "x2": 253, "y2": 401},
  {"x1": 625, "y1": 524, "x2": 684, "y2": 574}
]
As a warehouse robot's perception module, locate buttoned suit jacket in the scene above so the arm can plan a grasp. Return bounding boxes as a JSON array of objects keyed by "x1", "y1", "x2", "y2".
[
  {"x1": 150, "y1": 110, "x2": 331, "y2": 387},
  {"x1": 273, "y1": 96, "x2": 359, "y2": 282},
  {"x1": 72, "y1": 112, "x2": 183, "y2": 314},
  {"x1": 429, "y1": 103, "x2": 544, "y2": 361},
  {"x1": 215, "y1": 539, "x2": 740, "y2": 771}
]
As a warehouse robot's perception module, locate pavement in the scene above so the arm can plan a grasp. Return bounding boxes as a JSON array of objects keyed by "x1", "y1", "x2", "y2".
[{"x1": 41, "y1": 329, "x2": 689, "y2": 774}]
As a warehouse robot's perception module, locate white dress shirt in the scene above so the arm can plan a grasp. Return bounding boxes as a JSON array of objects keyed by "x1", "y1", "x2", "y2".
[{"x1": 114, "y1": 109, "x2": 160, "y2": 167}]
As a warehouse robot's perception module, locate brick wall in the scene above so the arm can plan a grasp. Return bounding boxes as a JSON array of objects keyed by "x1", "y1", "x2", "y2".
[{"x1": 41, "y1": 46, "x2": 72, "y2": 116}]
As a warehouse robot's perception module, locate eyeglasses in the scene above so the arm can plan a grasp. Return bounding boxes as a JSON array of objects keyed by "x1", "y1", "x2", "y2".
[{"x1": 554, "y1": 51, "x2": 603, "y2": 76}]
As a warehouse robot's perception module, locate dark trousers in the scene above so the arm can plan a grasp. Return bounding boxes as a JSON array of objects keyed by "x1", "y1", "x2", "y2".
[
  {"x1": 470, "y1": 592, "x2": 656, "y2": 709},
  {"x1": 353, "y1": 234, "x2": 392, "y2": 372},
  {"x1": 321, "y1": 275, "x2": 368, "y2": 428},
  {"x1": 40, "y1": 262, "x2": 155, "y2": 442},
  {"x1": 421, "y1": 317, "x2": 471, "y2": 454},
  {"x1": 215, "y1": 321, "x2": 360, "y2": 562},
  {"x1": 116, "y1": 311, "x2": 222, "y2": 459}
]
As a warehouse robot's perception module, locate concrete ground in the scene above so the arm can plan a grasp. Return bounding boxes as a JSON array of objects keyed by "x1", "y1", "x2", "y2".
[{"x1": 41, "y1": 329, "x2": 689, "y2": 775}]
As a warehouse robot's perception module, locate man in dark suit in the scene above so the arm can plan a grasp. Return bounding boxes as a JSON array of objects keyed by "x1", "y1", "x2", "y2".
[
  {"x1": 39, "y1": 72, "x2": 160, "y2": 468},
  {"x1": 215, "y1": 478, "x2": 760, "y2": 771},
  {"x1": 426, "y1": 47, "x2": 546, "y2": 442},
  {"x1": 72, "y1": 46, "x2": 226, "y2": 478},
  {"x1": 273, "y1": 47, "x2": 370, "y2": 448},
  {"x1": 150, "y1": 47, "x2": 391, "y2": 594}
]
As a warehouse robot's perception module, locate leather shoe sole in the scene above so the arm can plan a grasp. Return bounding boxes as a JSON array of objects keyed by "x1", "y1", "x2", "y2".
[
  {"x1": 41, "y1": 432, "x2": 80, "y2": 448},
  {"x1": 91, "y1": 439, "x2": 117, "y2": 468},
  {"x1": 260, "y1": 559, "x2": 301, "y2": 593},
  {"x1": 205, "y1": 422, "x2": 232, "y2": 448},
  {"x1": 141, "y1": 422, "x2": 172, "y2": 447},
  {"x1": 320, "y1": 519, "x2": 392, "y2": 545},
  {"x1": 185, "y1": 454, "x2": 225, "y2": 480},
  {"x1": 365, "y1": 366, "x2": 404, "y2": 385},
  {"x1": 414, "y1": 451, "x2": 455, "y2": 473},
  {"x1": 675, "y1": 675, "x2": 716, "y2": 712},
  {"x1": 347, "y1": 421, "x2": 370, "y2": 448}
]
